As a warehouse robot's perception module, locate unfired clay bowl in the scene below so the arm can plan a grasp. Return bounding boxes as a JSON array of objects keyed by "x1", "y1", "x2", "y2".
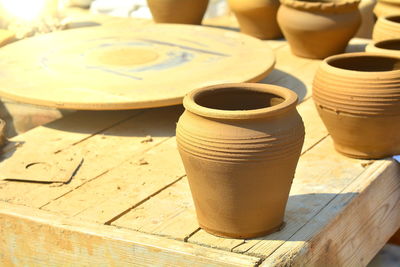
[
  {"x1": 373, "y1": 15, "x2": 400, "y2": 41},
  {"x1": 313, "y1": 52, "x2": 400, "y2": 159},
  {"x1": 147, "y1": 0, "x2": 209, "y2": 24},
  {"x1": 278, "y1": 0, "x2": 361, "y2": 59},
  {"x1": 176, "y1": 83, "x2": 305, "y2": 238},
  {"x1": 374, "y1": 0, "x2": 400, "y2": 17},
  {"x1": 366, "y1": 38, "x2": 400, "y2": 56}
]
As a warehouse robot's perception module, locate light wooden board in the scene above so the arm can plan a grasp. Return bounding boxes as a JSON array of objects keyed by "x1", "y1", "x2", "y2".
[
  {"x1": 0, "y1": 202, "x2": 261, "y2": 267},
  {"x1": 0, "y1": 22, "x2": 275, "y2": 110}
]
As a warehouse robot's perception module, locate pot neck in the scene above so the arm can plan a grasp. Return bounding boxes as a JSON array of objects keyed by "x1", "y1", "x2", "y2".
[{"x1": 280, "y1": 0, "x2": 360, "y2": 12}]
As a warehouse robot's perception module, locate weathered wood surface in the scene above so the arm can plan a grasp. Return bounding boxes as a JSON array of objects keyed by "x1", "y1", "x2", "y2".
[{"x1": 0, "y1": 14, "x2": 396, "y2": 267}]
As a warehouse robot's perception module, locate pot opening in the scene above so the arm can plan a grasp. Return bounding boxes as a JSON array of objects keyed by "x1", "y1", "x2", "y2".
[
  {"x1": 387, "y1": 15, "x2": 400, "y2": 23},
  {"x1": 375, "y1": 39, "x2": 400, "y2": 50},
  {"x1": 194, "y1": 88, "x2": 285, "y2": 111},
  {"x1": 328, "y1": 55, "x2": 400, "y2": 72}
]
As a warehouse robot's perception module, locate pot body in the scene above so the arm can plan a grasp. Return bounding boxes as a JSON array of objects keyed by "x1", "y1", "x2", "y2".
[
  {"x1": 176, "y1": 84, "x2": 304, "y2": 238},
  {"x1": 366, "y1": 38, "x2": 400, "y2": 56},
  {"x1": 312, "y1": 53, "x2": 400, "y2": 159},
  {"x1": 373, "y1": 15, "x2": 400, "y2": 41},
  {"x1": 147, "y1": 0, "x2": 209, "y2": 25},
  {"x1": 228, "y1": 0, "x2": 282, "y2": 39},
  {"x1": 374, "y1": 0, "x2": 400, "y2": 17},
  {"x1": 277, "y1": 0, "x2": 361, "y2": 59}
]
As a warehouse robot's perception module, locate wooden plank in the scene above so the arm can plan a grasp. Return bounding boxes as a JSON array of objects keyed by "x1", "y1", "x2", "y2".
[
  {"x1": 261, "y1": 159, "x2": 400, "y2": 266},
  {"x1": 0, "y1": 202, "x2": 261, "y2": 267},
  {"x1": 112, "y1": 97, "x2": 331, "y2": 248},
  {"x1": 0, "y1": 110, "x2": 140, "y2": 204},
  {"x1": 0, "y1": 106, "x2": 182, "y2": 208},
  {"x1": 44, "y1": 137, "x2": 185, "y2": 223}
]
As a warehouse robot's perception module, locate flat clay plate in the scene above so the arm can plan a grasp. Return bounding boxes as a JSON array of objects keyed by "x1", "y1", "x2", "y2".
[{"x1": 0, "y1": 22, "x2": 275, "y2": 110}]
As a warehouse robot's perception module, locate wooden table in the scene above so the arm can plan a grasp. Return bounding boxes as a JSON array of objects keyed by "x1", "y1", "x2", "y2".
[{"x1": 1, "y1": 16, "x2": 400, "y2": 267}]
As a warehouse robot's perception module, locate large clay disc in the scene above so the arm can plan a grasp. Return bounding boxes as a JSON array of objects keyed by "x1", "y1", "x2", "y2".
[{"x1": 0, "y1": 23, "x2": 275, "y2": 110}]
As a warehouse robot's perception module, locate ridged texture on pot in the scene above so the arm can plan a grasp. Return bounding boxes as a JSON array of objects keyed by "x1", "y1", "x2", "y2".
[
  {"x1": 374, "y1": 0, "x2": 400, "y2": 17},
  {"x1": 147, "y1": 0, "x2": 209, "y2": 24},
  {"x1": 373, "y1": 15, "x2": 400, "y2": 41},
  {"x1": 176, "y1": 84, "x2": 304, "y2": 238},
  {"x1": 366, "y1": 38, "x2": 400, "y2": 56},
  {"x1": 313, "y1": 53, "x2": 400, "y2": 159},
  {"x1": 278, "y1": 0, "x2": 361, "y2": 59},
  {"x1": 228, "y1": 0, "x2": 282, "y2": 39}
]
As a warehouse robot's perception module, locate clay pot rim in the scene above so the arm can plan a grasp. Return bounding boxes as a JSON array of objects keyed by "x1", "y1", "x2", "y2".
[
  {"x1": 279, "y1": 0, "x2": 360, "y2": 12},
  {"x1": 321, "y1": 52, "x2": 400, "y2": 76},
  {"x1": 183, "y1": 83, "x2": 298, "y2": 120},
  {"x1": 382, "y1": 15, "x2": 400, "y2": 24},
  {"x1": 368, "y1": 38, "x2": 400, "y2": 51}
]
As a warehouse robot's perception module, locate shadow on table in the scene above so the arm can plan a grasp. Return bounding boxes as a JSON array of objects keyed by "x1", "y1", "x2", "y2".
[
  {"x1": 245, "y1": 192, "x2": 357, "y2": 242},
  {"x1": 202, "y1": 24, "x2": 239, "y2": 32},
  {"x1": 259, "y1": 69, "x2": 308, "y2": 102},
  {"x1": 43, "y1": 104, "x2": 184, "y2": 138}
]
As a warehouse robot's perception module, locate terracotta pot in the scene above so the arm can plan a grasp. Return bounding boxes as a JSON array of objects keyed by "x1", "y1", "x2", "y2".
[
  {"x1": 228, "y1": 0, "x2": 282, "y2": 39},
  {"x1": 374, "y1": 0, "x2": 400, "y2": 17},
  {"x1": 373, "y1": 15, "x2": 400, "y2": 41},
  {"x1": 176, "y1": 83, "x2": 305, "y2": 238},
  {"x1": 277, "y1": 0, "x2": 361, "y2": 59},
  {"x1": 147, "y1": 0, "x2": 209, "y2": 25},
  {"x1": 312, "y1": 52, "x2": 400, "y2": 159},
  {"x1": 355, "y1": 0, "x2": 377, "y2": 38},
  {"x1": 366, "y1": 38, "x2": 400, "y2": 56}
]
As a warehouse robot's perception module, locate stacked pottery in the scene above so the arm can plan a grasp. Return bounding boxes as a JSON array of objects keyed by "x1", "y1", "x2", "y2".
[
  {"x1": 277, "y1": 0, "x2": 361, "y2": 59},
  {"x1": 373, "y1": 15, "x2": 400, "y2": 41},
  {"x1": 313, "y1": 53, "x2": 400, "y2": 159},
  {"x1": 147, "y1": 0, "x2": 209, "y2": 24},
  {"x1": 228, "y1": 0, "x2": 282, "y2": 39},
  {"x1": 374, "y1": 0, "x2": 400, "y2": 17},
  {"x1": 176, "y1": 83, "x2": 305, "y2": 238},
  {"x1": 366, "y1": 38, "x2": 400, "y2": 55}
]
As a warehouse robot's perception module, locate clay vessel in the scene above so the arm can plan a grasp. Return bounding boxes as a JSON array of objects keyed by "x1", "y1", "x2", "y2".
[
  {"x1": 366, "y1": 38, "x2": 400, "y2": 55},
  {"x1": 176, "y1": 83, "x2": 305, "y2": 238},
  {"x1": 277, "y1": 0, "x2": 361, "y2": 59},
  {"x1": 147, "y1": 0, "x2": 209, "y2": 25},
  {"x1": 373, "y1": 15, "x2": 400, "y2": 41},
  {"x1": 312, "y1": 52, "x2": 400, "y2": 159},
  {"x1": 355, "y1": 0, "x2": 377, "y2": 38},
  {"x1": 228, "y1": 0, "x2": 282, "y2": 39},
  {"x1": 374, "y1": 0, "x2": 400, "y2": 17}
]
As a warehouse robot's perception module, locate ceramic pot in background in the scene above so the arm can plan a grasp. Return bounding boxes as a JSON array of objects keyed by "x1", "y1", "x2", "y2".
[
  {"x1": 356, "y1": 0, "x2": 377, "y2": 38},
  {"x1": 373, "y1": 15, "x2": 400, "y2": 41},
  {"x1": 374, "y1": 0, "x2": 400, "y2": 17},
  {"x1": 228, "y1": 0, "x2": 282, "y2": 39},
  {"x1": 147, "y1": 0, "x2": 209, "y2": 24},
  {"x1": 366, "y1": 38, "x2": 400, "y2": 55},
  {"x1": 277, "y1": 0, "x2": 361, "y2": 59},
  {"x1": 176, "y1": 83, "x2": 304, "y2": 238},
  {"x1": 313, "y1": 53, "x2": 400, "y2": 159}
]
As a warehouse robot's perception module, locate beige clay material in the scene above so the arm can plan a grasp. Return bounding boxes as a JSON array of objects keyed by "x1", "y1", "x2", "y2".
[
  {"x1": 147, "y1": 0, "x2": 209, "y2": 24},
  {"x1": 356, "y1": 0, "x2": 377, "y2": 38},
  {"x1": 366, "y1": 38, "x2": 400, "y2": 55},
  {"x1": 278, "y1": 0, "x2": 361, "y2": 59},
  {"x1": 228, "y1": 0, "x2": 282, "y2": 40},
  {"x1": 373, "y1": 15, "x2": 400, "y2": 41},
  {"x1": 374, "y1": 0, "x2": 400, "y2": 17},
  {"x1": 313, "y1": 52, "x2": 400, "y2": 159},
  {"x1": 0, "y1": 22, "x2": 275, "y2": 110},
  {"x1": 176, "y1": 83, "x2": 305, "y2": 238}
]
